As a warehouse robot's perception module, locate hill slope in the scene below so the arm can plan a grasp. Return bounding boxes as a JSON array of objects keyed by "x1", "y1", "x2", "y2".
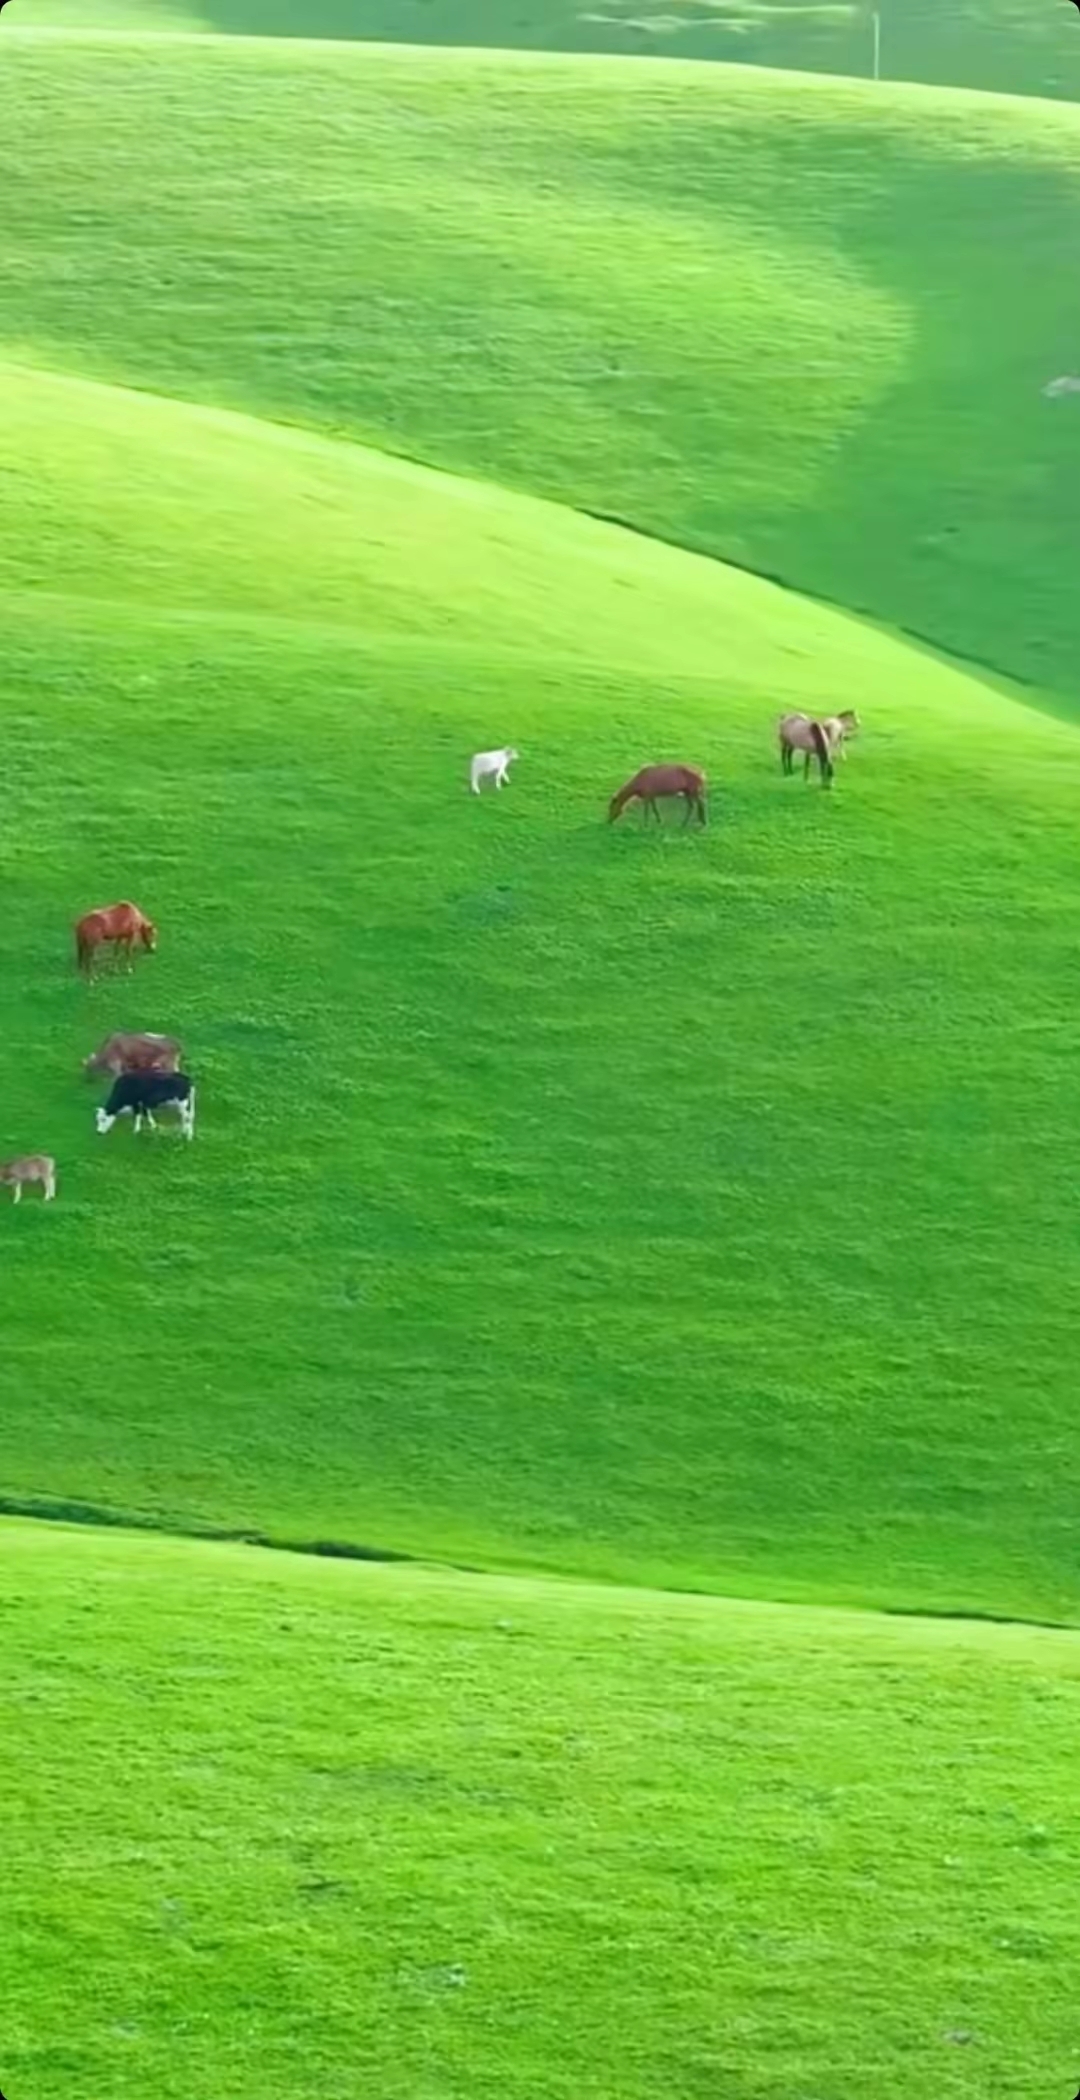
[
  {"x1": 7, "y1": 1520, "x2": 1080, "y2": 2100},
  {"x1": 4, "y1": 35, "x2": 1080, "y2": 701},
  {"x1": 4, "y1": 357, "x2": 1080, "y2": 1621},
  {"x1": 15, "y1": 0, "x2": 1080, "y2": 105}
]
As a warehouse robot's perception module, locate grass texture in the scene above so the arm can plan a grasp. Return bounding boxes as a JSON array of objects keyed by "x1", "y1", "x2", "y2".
[{"x1": 6, "y1": 1518, "x2": 1080, "y2": 2100}]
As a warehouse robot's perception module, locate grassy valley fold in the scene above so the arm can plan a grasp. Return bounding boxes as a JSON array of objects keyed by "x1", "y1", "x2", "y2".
[{"x1": 3, "y1": 37, "x2": 1080, "y2": 697}]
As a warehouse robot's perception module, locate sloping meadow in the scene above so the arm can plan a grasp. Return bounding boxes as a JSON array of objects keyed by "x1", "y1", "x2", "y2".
[{"x1": 1, "y1": 363, "x2": 1080, "y2": 1619}]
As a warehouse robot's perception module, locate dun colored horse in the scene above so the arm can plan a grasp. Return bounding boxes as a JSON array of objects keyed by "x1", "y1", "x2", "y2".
[
  {"x1": 778, "y1": 713, "x2": 834, "y2": 787},
  {"x1": 609, "y1": 765, "x2": 707, "y2": 827},
  {"x1": 821, "y1": 709, "x2": 860, "y2": 763},
  {"x1": 0, "y1": 1156, "x2": 56, "y2": 1203},
  {"x1": 75, "y1": 902, "x2": 157, "y2": 976}
]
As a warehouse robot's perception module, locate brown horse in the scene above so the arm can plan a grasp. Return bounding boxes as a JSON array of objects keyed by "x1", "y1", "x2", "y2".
[
  {"x1": 609, "y1": 765, "x2": 707, "y2": 827},
  {"x1": 75, "y1": 902, "x2": 157, "y2": 976},
  {"x1": 778, "y1": 713, "x2": 834, "y2": 787},
  {"x1": 83, "y1": 1031, "x2": 182, "y2": 1079}
]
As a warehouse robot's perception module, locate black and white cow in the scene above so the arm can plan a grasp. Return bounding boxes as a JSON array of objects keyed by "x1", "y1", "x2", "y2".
[{"x1": 95, "y1": 1070, "x2": 196, "y2": 1141}]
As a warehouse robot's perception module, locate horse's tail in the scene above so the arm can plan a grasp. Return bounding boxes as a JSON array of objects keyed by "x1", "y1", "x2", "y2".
[
  {"x1": 75, "y1": 924, "x2": 89, "y2": 971},
  {"x1": 810, "y1": 720, "x2": 833, "y2": 784}
]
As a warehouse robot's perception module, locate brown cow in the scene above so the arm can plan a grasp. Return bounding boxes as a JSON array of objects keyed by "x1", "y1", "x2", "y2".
[{"x1": 83, "y1": 1032, "x2": 183, "y2": 1080}]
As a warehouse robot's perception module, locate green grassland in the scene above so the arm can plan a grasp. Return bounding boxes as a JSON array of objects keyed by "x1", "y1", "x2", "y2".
[
  {"x1": 8, "y1": 1518, "x2": 1080, "y2": 2100},
  {"x1": 5, "y1": 14, "x2": 1080, "y2": 2099},
  {"x1": 15, "y1": 0, "x2": 1080, "y2": 104},
  {"x1": 5, "y1": 35, "x2": 1080, "y2": 704},
  {"x1": 4, "y1": 356, "x2": 1080, "y2": 1623}
]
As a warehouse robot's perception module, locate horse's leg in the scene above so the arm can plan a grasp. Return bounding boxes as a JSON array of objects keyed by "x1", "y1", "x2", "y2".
[{"x1": 12, "y1": 1184, "x2": 20, "y2": 1204}]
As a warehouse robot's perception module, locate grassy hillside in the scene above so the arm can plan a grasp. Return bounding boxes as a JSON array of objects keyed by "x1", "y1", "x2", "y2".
[
  {"x1": 3, "y1": 357, "x2": 1080, "y2": 1622},
  {"x1": 4, "y1": 36, "x2": 1080, "y2": 703},
  {"x1": 4, "y1": 17, "x2": 1080, "y2": 2095},
  {"x1": 7, "y1": 1519, "x2": 1080, "y2": 2100},
  {"x1": 15, "y1": 0, "x2": 1080, "y2": 104}
]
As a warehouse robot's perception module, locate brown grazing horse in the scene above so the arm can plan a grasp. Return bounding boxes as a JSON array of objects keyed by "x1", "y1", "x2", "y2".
[
  {"x1": 609, "y1": 765, "x2": 707, "y2": 827},
  {"x1": 75, "y1": 902, "x2": 157, "y2": 976},
  {"x1": 83, "y1": 1031, "x2": 182, "y2": 1079}
]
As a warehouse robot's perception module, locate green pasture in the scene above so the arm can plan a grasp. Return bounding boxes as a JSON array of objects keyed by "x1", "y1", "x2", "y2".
[
  {"x1": 4, "y1": 13, "x2": 1080, "y2": 2099},
  {"x1": 13, "y1": 0, "x2": 1080, "y2": 104},
  {"x1": 2, "y1": 359, "x2": 1080, "y2": 1622},
  {"x1": 7, "y1": 1519, "x2": 1080, "y2": 2100},
  {"x1": 4, "y1": 36, "x2": 1080, "y2": 702}
]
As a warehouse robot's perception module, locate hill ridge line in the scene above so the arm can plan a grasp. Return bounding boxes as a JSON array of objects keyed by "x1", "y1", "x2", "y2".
[
  {"x1": 2, "y1": 1491, "x2": 1076, "y2": 1637},
  {"x1": 2, "y1": 351, "x2": 1049, "y2": 712},
  {"x1": 9, "y1": 23, "x2": 1080, "y2": 122}
]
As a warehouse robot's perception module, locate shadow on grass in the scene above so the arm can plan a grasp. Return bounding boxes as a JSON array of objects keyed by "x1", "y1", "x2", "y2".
[
  {"x1": 178, "y1": 0, "x2": 873, "y2": 68},
  {"x1": 176, "y1": 0, "x2": 1080, "y2": 101}
]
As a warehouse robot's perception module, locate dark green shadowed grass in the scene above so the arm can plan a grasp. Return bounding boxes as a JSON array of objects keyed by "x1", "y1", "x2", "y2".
[
  {"x1": 4, "y1": 40, "x2": 1080, "y2": 698},
  {"x1": 15, "y1": 0, "x2": 1080, "y2": 105}
]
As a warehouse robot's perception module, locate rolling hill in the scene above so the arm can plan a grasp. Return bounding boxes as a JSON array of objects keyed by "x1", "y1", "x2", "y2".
[
  {"x1": 4, "y1": 34, "x2": 1080, "y2": 706},
  {"x1": 5, "y1": 15, "x2": 1080, "y2": 2099},
  {"x1": 3, "y1": 354, "x2": 1080, "y2": 1624},
  {"x1": 14, "y1": 0, "x2": 1080, "y2": 105}
]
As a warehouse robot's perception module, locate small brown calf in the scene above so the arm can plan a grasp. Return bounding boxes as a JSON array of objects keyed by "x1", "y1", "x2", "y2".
[{"x1": 0, "y1": 1156, "x2": 56, "y2": 1203}]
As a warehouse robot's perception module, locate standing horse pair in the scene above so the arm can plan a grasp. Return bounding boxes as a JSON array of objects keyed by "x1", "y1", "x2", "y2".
[{"x1": 778, "y1": 710, "x2": 859, "y2": 788}]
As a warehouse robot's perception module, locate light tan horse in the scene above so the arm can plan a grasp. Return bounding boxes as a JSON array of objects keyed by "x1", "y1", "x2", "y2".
[
  {"x1": 822, "y1": 710, "x2": 860, "y2": 763},
  {"x1": 778, "y1": 713, "x2": 834, "y2": 787},
  {"x1": 0, "y1": 1156, "x2": 56, "y2": 1203}
]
